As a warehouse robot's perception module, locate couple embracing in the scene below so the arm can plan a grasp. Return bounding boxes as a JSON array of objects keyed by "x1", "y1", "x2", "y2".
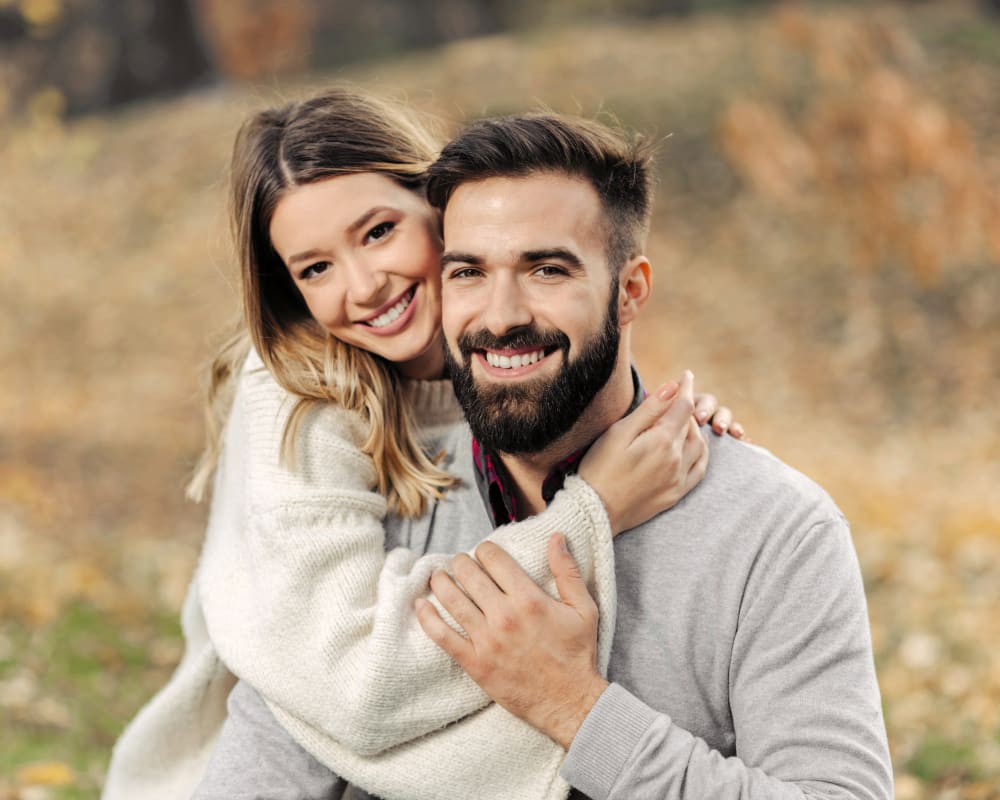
[{"x1": 104, "y1": 88, "x2": 892, "y2": 800}]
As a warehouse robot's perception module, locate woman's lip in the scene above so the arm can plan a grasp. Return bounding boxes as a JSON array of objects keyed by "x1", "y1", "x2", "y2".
[
  {"x1": 357, "y1": 285, "x2": 418, "y2": 337},
  {"x1": 357, "y1": 285, "x2": 416, "y2": 323}
]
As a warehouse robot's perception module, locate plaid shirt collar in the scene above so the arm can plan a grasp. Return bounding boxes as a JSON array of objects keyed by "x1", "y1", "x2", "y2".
[{"x1": 471, "y1": 367, "x2": 645, "y2": 527}]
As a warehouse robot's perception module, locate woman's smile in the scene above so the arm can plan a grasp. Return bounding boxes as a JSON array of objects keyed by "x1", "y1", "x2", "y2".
[{"x1": 268, "y1": 172, "x2": 445, "y2": 379}]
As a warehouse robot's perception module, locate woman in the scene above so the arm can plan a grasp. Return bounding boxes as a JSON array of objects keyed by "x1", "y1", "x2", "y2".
[{"x1": 103, "y1": 87, "x2": 741, "y2": 800}]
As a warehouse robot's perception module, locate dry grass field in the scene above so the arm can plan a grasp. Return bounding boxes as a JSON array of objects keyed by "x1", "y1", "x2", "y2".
[{"x1": 1, "y1": 2, "x2": 999, "y2": 798}]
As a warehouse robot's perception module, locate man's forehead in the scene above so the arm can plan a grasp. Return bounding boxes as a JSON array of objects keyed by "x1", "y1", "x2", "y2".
[{"x1": 441, "y1": 173, "x2": 604, "y2": 248}]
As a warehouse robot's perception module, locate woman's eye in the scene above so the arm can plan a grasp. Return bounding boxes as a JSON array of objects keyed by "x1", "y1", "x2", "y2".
[
  {"x1": 366, "y1": 221, "x2": 395, "y2": 242},
  {"x1": 300, "y1": 261, "x2": 331, "y2": 280}
]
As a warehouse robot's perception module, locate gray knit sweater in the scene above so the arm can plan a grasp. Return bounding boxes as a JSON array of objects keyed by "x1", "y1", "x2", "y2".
[{"x1": 195, "y1": 419, "x2": 892, "y2": 800}]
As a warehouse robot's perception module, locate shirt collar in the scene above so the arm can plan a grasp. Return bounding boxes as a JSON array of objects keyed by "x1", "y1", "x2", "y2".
[{"x1": 471, "y1": 367, "x2": 645, "y2": 528}]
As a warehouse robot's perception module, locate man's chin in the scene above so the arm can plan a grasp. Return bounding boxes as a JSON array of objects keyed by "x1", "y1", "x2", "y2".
[{"x1": 470, "y1": 374, "x2": 548, "y2": 405}]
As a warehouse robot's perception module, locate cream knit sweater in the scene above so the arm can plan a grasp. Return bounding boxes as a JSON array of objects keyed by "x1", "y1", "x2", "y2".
[{"x1": 103, "y1": 351, "x2": 617, "y2": 800}]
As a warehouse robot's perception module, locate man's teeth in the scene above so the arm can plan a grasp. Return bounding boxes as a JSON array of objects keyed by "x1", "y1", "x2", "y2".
[
  {"x1": 485, "y1": 349, "x2": 545, "y2": 369},
  {"x1": 367, "y1": 291, "x2": 412, "y2": 328}
]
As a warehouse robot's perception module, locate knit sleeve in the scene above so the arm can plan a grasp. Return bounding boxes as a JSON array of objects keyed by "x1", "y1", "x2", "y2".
[{"x1": 197, "y1": 360, "x2": 615, "y2": 757}]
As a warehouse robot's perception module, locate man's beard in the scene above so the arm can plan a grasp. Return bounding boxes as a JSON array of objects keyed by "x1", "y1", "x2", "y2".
[{"x1": 444, "y1": 290, "x2": 620, "y2": 455}]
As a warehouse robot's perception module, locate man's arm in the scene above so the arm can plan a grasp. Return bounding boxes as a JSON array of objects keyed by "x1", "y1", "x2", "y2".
[{"x1": 417, "y1": 521, "x2": 893, "y2": 799}]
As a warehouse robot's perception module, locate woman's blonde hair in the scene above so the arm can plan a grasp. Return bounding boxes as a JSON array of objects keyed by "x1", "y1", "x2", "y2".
[{"x1": 187, "y1": 86, "x2": 457, "y2": 517}]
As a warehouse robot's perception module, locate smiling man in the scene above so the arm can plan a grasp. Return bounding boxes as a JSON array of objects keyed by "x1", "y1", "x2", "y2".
[{"x1": 409, "y1": 114, "x2": 893, "y2": 799}]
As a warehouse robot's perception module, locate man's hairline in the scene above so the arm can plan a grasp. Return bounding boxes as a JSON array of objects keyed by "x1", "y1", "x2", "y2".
[{"x1": 434, "y1": 168, "x2": 630, "y2": 275}]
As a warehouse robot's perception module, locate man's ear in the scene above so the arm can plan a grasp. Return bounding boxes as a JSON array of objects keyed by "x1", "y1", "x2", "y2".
[{"x1": 618, "y1": 255, "x2": 652, "y2": 326}]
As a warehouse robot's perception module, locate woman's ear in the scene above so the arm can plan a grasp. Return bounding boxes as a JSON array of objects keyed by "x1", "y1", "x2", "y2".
[{"x1": 618, "y1": 256, "x2": 652, "y2": 326}]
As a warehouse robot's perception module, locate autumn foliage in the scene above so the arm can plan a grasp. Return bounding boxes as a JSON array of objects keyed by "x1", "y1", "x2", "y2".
[{"x1": 1, "y1": 3, "x2": 998, "y2": 798}]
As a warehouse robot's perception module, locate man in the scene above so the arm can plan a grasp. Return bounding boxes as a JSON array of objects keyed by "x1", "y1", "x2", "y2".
[
  {"x1": 196, "y1": 114, "x2": 892, "y2": 799},
  {"x1": 411, "y1": 115, "x2": 892, "y2": 798}
]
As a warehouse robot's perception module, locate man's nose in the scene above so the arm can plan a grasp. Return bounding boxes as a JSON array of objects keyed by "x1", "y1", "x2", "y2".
[
  {"x1": 345, "y1": 257, "x2": 389, "y2": 306},
  {"x1": 481, "y1": 274, "x2": 533, "y2": 336}
]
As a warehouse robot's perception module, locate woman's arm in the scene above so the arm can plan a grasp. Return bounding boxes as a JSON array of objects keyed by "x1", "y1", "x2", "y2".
[{"x1": 197, "y1": 356, "x2": 705, "y2": 756}]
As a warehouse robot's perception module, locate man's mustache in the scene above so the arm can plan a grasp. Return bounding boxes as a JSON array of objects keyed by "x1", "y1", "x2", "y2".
[{"x1": 456, "y1": 327, "x2": 570, "y2": 360}]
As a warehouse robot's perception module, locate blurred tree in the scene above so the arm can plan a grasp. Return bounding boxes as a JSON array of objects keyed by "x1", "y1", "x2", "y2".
[{"x1": 3, "y1": 0, "x2": 214, "y2": 118}]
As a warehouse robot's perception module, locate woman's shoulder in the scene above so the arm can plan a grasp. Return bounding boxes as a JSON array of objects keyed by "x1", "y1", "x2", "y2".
[{"x1": 235, "y1": 348, "x2": 368, "y2": 445}]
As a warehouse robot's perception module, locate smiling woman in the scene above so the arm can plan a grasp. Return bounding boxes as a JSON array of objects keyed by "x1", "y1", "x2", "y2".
[
  {"x1": 269, "y1": 173, "x2": 445, "y2": 379},
  {"x1": 101, "y1": 86, "x2": 734, "y2": 800}
]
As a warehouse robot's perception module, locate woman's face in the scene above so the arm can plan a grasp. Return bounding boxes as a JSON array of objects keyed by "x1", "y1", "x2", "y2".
[{"x1": 269, "y1": 172, "x2": 445, "y2": 379}]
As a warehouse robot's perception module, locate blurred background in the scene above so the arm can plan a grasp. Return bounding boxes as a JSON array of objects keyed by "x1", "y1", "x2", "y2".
[{"x1": 1, "y1": 0, "x2": 999, "y2": 797}]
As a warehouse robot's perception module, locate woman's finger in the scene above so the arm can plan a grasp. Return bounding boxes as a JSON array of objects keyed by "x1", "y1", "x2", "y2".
[
  {"x1": 694, "y1": 392, "x2": 718, "y2": 425},
  {"x1": 711, "y1": 406, "x2": 733, "y2": 436}
]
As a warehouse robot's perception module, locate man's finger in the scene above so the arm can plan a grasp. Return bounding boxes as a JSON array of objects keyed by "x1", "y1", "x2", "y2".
[
  {"x1": 547, "y1": 534, "x2": 596, "y2": 615},
  {"x1": 430, "y1": 569, "x2": 485, "y2": 633},
  {"x1": 415, "y1": 597, "x2": 475, "y2": 664},
  {"x1": 474, "y1": 541, "x2": 544, "y2": 597},
  {"x1": 451, "y1": 553, "x2": 507, "y2": 615}
]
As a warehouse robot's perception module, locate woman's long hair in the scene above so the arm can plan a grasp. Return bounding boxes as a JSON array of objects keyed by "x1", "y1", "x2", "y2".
[{"x1": 187, "y1": 87, "x2": 457, "y2": 517}]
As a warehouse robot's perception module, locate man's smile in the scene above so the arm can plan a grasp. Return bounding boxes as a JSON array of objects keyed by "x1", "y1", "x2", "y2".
[{"x1": 474, "y1": 346, "x2": 559, "y2": 378}]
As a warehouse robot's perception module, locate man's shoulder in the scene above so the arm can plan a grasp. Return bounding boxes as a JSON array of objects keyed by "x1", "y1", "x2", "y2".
[
  {"x1": 703, "y1": 430, "x2": 840, "y2": 514},
  {"x1": 636, "y1": 428, "x2": 846, "y2": 548}
]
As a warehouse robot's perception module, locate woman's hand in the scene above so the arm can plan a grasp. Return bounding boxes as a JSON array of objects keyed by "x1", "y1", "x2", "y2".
[
  {"x1": 578, "y1": 371, "x2": 708, "y2": 536},
  {"x1": 694, "y1": 392, "x2": 747, "y2": 440}
]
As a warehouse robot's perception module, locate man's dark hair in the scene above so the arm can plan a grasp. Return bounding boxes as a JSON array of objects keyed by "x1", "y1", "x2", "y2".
[{"x1": 426, "y1": 113, "x2": 655, "y2": 271}]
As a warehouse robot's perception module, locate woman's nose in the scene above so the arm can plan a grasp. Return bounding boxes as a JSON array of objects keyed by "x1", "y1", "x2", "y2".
[{"x1": 345, "y1": 258, "x2": 390, "y2": 306}]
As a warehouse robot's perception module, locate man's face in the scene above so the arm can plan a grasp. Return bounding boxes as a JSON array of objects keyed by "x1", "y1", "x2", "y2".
[{"x1": 440, "y1": 173, "x2": 622, "y2": 455}]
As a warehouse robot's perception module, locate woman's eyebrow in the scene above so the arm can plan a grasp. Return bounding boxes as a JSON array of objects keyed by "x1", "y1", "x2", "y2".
[
  {"x1": 288, "y1": 247, "x2": 328, "y2": 267},
  {"x1": 347, "y1": 206, "x2": 396, "y2": 235},
  {"x1": 288, "y1": 206, "x2": 399, "y2": 266}
]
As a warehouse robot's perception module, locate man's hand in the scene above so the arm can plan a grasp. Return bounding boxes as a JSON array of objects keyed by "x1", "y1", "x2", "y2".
[{"x1": 415, "y1": 534, "x2": 609, "y2": 751}]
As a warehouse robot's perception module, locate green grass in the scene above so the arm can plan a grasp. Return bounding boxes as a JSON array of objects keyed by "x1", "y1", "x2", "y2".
[
  {"x1": 1, "y1": 601, "x2": 183, "y2": 798},
  {"x1": 907, "y1": 735, "x2": 981, "y2": 784}
]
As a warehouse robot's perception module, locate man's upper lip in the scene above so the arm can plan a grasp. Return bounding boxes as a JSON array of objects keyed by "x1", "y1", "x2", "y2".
[
  {"x1": 479, "y1": 346, "x2": 547, "y2": 356},
  {"x1": 356, "y1": 285, "x2": 414, "y2": 323}
]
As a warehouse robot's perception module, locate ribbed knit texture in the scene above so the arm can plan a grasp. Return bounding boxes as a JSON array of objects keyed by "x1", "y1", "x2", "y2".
[{"x1": 102, "y1": 350, "x2": 616, "y2": 800}]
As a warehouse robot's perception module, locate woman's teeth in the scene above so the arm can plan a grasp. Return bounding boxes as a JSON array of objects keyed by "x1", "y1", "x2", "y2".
[
  {"x1": 485, "y1": 349, "x2": 544, "y2": 369},
  {"x1": 367, "y1": 290, "x2": 413, "y2": 328}
]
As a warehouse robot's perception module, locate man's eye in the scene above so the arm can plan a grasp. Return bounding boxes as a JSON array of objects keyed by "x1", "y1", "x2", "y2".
[
  {"x1": 300, "y1": 261, "x2": 331, "y2": 280},
  {"x1": 367, "y1": 221, "x2": 395, "y2": 242},
  {"x1": 449, "y1": 268, "x2": 482, "y2": 280},
  {"x1": 536, "y1": 265, "x2": 566, "y2": 277}
]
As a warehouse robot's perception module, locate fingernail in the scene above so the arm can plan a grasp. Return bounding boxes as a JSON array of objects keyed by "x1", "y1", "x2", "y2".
[
  {"x1": 558, "y1": 533, "x2": 569, "y2": 552},
  {"x1": 697, "y1": 410, "x2": 708, "y2": 421}
]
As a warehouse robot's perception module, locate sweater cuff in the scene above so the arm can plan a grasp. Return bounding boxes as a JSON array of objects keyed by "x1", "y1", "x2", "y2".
[
  {"x1": 560, "y1": 683, "x2": 658, "y2": 800},
  {"x1": 560, "y1": 474, "x2": 612, "y2": 543}
]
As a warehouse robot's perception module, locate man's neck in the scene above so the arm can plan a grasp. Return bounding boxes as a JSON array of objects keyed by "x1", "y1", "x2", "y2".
[{"x1": 498, "y1": 356, "x2": 636, "y2": 518}]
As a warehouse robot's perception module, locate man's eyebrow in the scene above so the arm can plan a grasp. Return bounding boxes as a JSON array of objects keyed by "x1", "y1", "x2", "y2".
[
  {"x1": 441, "y1": 252, "x2": 483, "y2": 269},
  {"x1": 522, "y1": 248, "x2": 584, "y2": 268}
]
